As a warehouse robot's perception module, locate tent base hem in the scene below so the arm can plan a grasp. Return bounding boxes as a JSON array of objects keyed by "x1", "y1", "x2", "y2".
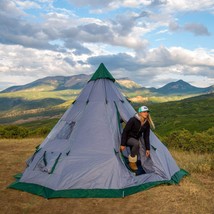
[{"x1": 8, "y1": 169, "x2": 189, "y2": 198}]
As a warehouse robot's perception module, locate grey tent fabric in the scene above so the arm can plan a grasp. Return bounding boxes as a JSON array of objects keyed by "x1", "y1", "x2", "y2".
[{"x1": 9, "y1": 63, "x2": 188, "y2": 198}]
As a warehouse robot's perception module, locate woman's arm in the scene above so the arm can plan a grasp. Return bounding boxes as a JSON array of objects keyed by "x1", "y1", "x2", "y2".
[{"x1": 121, "y1": 118, "x2": 134, "y2": 146}]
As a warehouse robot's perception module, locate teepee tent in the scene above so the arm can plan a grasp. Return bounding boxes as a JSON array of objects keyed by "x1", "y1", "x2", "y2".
[{"x1": 9, "y1": 63, "x2": 188, "y2": 198}]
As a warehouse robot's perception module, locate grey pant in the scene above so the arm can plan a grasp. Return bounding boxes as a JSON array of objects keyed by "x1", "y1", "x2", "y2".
[{"x1": 127, "y1": 138, "x2": 140, "y2": 157}]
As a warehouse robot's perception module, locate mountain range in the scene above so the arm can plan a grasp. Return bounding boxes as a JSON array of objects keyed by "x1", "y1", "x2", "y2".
[
  {"x1": 1, "y1": 74, "x2": 213, "y2": 95},
  {"x1": 0, "y1": 74, "x2": 213, "y2": 127}
]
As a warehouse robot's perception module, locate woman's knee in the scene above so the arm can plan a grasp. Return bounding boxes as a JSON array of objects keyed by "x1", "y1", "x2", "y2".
[{"x1": 127, "y1": 138, "x2": 138, "y2": 147}]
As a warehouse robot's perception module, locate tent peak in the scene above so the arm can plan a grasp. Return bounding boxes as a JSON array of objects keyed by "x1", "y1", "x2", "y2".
[{"x1": 89, "y1": 63, "x2": 115, "y2": 82}]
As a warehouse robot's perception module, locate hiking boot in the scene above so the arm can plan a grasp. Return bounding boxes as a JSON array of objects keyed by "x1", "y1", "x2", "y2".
[
  {"x1": 128, "y1": 155, "x2": 138, "y2": 171},
  {"x1": 129, "y1": 162, "x2": 138, "y2": 171}
]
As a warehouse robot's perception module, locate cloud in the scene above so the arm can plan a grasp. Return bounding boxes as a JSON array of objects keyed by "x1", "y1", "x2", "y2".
[
  {"x1": 0, "y1": 43, "x2": 214, "y2": 89},
  {"x1": 0, "y1": 0, "x2": 25, "y2": 17},
  {"x1": 0, "y1": 1, "x2": 150, "y2": 54},
  {"x1": 165, "y1": 0, "x2": 214, "y2": 13},
  {"x1": 184, "y1": 23, "x2": 210, "y2": 36},
  {"x1": 88, "y1": 48, "x2": 214, "y2": 87},
  {"x1": 168, "y1": 21, "x2": 180, "y2": 31},
  {"x1": 0, "y1": 44, "x2": 75, "y2": 77},
  {"x1": 150, "y1": 0, "x2": 168, "y2": 7},
  {"x1": 15, "y1": 0, "x2": 41, "y2": 10},
  {"x1": 64, "y1": 57, "x2": 76, "y2": 66},
  {"x1": 169, "y1": 21, "x2": 210, "y2": 36},
  {"x1": 0, "y1": 12, "x2": 57, "y2": 50},
  {"x1": 0, "y1": 0, "x2": 210, "y2": 58},
  {"x1": 88, "y1": 53, "x2": 142, "y2": 71},
  {"x1": 111, "y1": 11, "x2": 150, "y2": 36},
  {"x1": 0, "y1": 0, "x2": 213, "y2": 90},
  {"x1": 67, "y1": 0, "x2": 214, "y2": 13},
  {"x1": 67, "y1": 0, "x2": 112, "y2": 8},
  {"x1": 146, "y1": 46, "x2": 214, "y2": 71}
]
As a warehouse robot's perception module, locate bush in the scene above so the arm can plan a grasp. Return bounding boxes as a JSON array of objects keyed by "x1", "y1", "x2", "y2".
[
  {"x1": 30, "y1": 127, "x2": 51, "y2": 137},
  {"x1": 0, "y1": 125, "x2": 51, "y2": 139},
  {"x1": 163, "y1": 128, "x2": 214, "y2": 153},
  {"x1": 0, "y1": 125, "x2": 29, "y2": 138}
]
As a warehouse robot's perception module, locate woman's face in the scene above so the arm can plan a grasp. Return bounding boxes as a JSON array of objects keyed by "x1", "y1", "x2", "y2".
[{"x1": 139, "y1": 111, "x2": 149, "y2": 119}]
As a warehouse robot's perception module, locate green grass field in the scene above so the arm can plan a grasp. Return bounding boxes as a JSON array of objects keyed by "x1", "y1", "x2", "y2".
[{"x1": 149, "y1": 93, "x2": 214, "y2": 135}]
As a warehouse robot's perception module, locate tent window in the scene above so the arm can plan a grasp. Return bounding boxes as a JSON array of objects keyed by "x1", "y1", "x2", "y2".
[
  {"x1": 36, "y1": 151, "x2": 62, "y2": 174},
  {"x1": 57, "y1": 121, "x2": 76, "y2": 139}
]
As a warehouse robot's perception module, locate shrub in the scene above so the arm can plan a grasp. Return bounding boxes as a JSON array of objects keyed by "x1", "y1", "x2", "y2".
[
  {"x1": 30, "y1": 127, "x2": 51, "y2": 137},
  {"x1": 0, "y1": 125, "x2": 29, "y2": 138},
  {"x1": 163, "y1": 128, "x2": 214, "y2": 153}
]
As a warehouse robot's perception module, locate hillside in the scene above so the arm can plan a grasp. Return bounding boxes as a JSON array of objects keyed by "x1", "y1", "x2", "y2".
[
  {"x1": 0, "y1": 92, "x2": 213, "y2": 139},
  {"x1": 0, "y1": 73, "x2": 213, "y2": 136},
  {"x1": 115, "y1": 78, "x2": 142, "y2": 91},
  {"x1": 1, "y1": 76, "x2": 212, "y2": 114},
  {"x1": 149, "y1": 93, "x2": 214, "y2": 135}
]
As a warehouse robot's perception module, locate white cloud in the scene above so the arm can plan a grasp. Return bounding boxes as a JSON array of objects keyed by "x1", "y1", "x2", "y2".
[
  {"x1": 169, "y1": 47, "x2": 214, "y2": 69},
  {"x1": 15, "y1": 0, "x2": 41, "y2": 10},
  {"x1": 156, "y1": 29, "x2": 168, "y2": 34},
  {"x1": 87, "y1": 46, "x2": 214, "y2": 86},
  {"x1": 0, "y1": 44, "x2": 80, "y2": 77},
  {"x1": 166, "y1": 0, "x2": 214, "y2": 13},
  {"x1": 0, "y1": 0, "x2": 213, "y2": 90},
  {"x1": 1, "y1": 43, "x2": 214, "y2": 90},
  {"x1": 67, "y1": 0, "x2": 214, "y2": 13}
]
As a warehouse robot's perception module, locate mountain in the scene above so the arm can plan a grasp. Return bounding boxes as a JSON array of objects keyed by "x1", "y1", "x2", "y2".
[
  {"x1": 2, "y1": 76, "x2": 213, "y2": 95},
  {"x1": 1, "y1": 74, "x2": 90, "y2": 93},
  {"x1": 1, "y1": 75, "x2": 143, "y2": 93},
  {"x1": 156, "y1": 80, "x2": 213, "y2": 95},
  {"x1": 115, "y1": 78, "x2": 142, "y2": 91},
  {"x1": 0, "y1": 74, "x2": 213, "y2": 126}
]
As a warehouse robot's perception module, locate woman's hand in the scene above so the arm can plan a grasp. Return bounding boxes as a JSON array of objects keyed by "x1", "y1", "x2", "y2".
[
  {"x1": 146, "y1": 150, "x2": 150, "y2": 157},
  {"x1": 120, "y1": 146, "x2": 126, "y2": 151}
]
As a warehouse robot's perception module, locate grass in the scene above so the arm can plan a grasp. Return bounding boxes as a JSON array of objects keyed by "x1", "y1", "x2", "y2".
[
  {"x1": 0, "y1": 89, "x2": 81, "y2": 101},
  {"x1": 149, "y1": 93, "x2": 214, "y2": 135},
  {"x1": 0, "y1": 138, "x2": 214, "y2": 214},
  {"x1": 170, "y1": 150, "x2": 214, "y2": 173}
]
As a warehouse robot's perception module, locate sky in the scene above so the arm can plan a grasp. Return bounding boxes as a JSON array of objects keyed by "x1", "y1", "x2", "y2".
[{"x1": 0, "y1": 0, "x2": 214, "y2": 90}]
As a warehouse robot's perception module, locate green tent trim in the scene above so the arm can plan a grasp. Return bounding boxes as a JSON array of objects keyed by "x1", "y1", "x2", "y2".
[
  {"x1": 8, "y1": 169, "x2": 189, "y2": 199},
  {"x1": 89, "y1": 63, "x2": 115, "y2": 82}
]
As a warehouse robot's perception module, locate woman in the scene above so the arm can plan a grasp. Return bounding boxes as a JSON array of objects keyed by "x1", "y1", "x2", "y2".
[{"x1": 120, "y1": 106, "x2": 155, "y2": 171}]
